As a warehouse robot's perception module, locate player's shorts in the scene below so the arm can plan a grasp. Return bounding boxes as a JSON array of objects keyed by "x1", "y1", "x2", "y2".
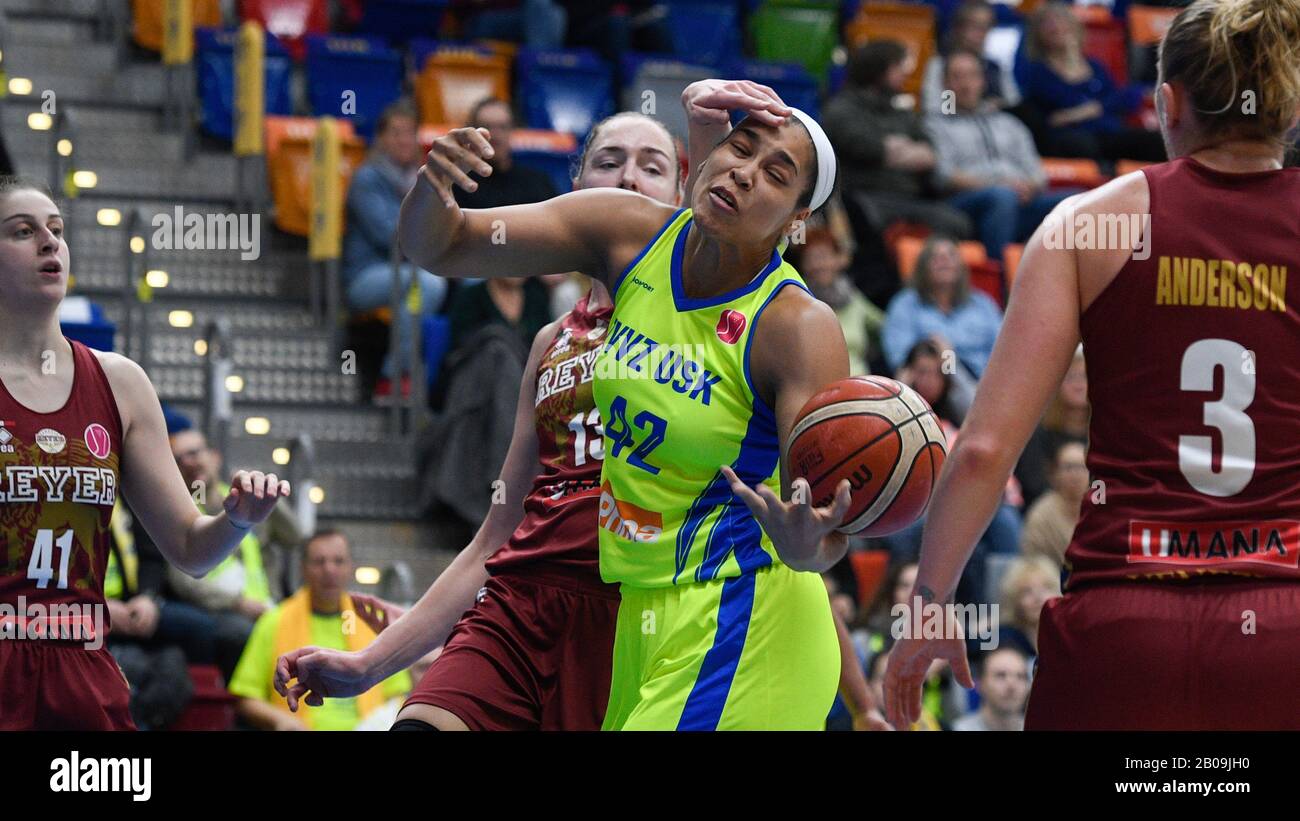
[
  {"x1": 0, "y1": 640, "x2": 135, "y2": 730},
  {"x1": 1025, "y1": 579, "x2": 1300, "y2": 730},
  {"x1": 603, "y1": 561, "x2": 840, "y2": 731},
  {"x1": 404, "y1": 571, "x2": 620, "y2": 731}
]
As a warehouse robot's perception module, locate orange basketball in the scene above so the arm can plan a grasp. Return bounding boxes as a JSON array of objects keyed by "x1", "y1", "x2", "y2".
[{"x1": 787, "y1": 376, "x2": 948, "y2": 536}]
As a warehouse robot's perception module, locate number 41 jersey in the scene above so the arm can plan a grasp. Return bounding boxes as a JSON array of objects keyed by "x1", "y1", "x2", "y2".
[
  {"x1": 0, "y1": 340, "x2": 122, "y2": 622},
  {"x1": 1066, "y1": 157, "x2": 1300, "y2": 588}
]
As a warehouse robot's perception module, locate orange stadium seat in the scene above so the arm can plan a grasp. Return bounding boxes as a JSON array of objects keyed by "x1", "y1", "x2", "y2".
[
  {"x1": 1073, "y1": 4, "x2": 1128, "y2": 87},
  {"x1": 1041, "y1": 157, "x2": 1109, "y2": 189},
  {"x1": 239, "y1": 0, "x2": 329, "y2": 60},
  {"x1": 414, "y1": 48, "x2": 513, "y2": 127},
  {"x1": 848, "y1": 550, "x2": 889, "y2": 612},
  {"x1": 1003, "y1": 242, "x2": 1024, "y2": 290},
  {"x1": 844, "y1": 2, "x2": 936, "y2": 98},
  {"x1": 894, "y1": 235, "x2": 989, "y2": 283},
  {"x1": 1128, "y1": 4, "x2": 1180, "y2": 46},
  {"x1": 132, "y1": 0, "x2": 223, "y2": 53},
  {"x1": 1116, "y1": 159, "x2": 1156, "y2": 176},
  {"x1": 265, "y1": 115, "x2": 367, "y2": 236}
]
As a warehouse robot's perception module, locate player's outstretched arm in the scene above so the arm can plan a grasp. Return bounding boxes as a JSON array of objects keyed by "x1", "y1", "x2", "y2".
[
  {"x1": 397, "y1": 127, "x2": 671, "y2": 286},
  {"x1": 883, "y1": 200, "x2": 1086, "y2": 730},
  {"x1": 723, "y1": 290, "x2": 852, "y2": 573},
  {"x1": 274, "y1": 320, "x2": 562, "y2": 710},
  {"x1": 100, "y1": 352, "x2": 288, "y2": 578}
]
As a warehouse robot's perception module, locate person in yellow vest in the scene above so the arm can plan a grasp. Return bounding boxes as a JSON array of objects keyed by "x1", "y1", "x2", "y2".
[
  {"x1": 229, "y1": 530, "x2": 410, "y2": 730},
  {"x1": 166, "y1": 426, "x2": 302, "y2": 679}
]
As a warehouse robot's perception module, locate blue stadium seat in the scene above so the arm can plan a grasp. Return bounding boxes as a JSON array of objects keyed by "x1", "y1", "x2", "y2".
[
  {"x1": 735, "y1": 60, "x2": 820, "y2": 119},
  {"x1": 517, "y1": 48, "x2": 614, "y2": 138},
  {"x1": 195, "y1": 27, "x2": 293, "y2": 142},
  {"x1": 422, "y1": 314, "x2": 452, "y2": 395},
  {"x1": 358, "y1": 0, "x2": 448, "y2": 45},
  {"x1": 305, "y1": 35, "x2": 404, "y2": 141},
  {"x1": 513, "y1": 146, "x2": 576, "y2": 196},
  {"x1": 662, "y1": 1, "x2": 740, "y2": 67}
]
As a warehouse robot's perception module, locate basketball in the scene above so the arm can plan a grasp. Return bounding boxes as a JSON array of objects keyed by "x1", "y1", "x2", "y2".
[{"x1": 787, "y1": 376, "x2": 947, "y2": 536}]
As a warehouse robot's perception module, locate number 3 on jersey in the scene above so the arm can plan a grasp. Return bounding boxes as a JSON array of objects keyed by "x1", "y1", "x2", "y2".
[
  {"x1": 1179, "y1": 339, "x2": 1255, "y2": 497},
  {"x1": 604, "y1": 395, "x2": 667, "y2": 475}
]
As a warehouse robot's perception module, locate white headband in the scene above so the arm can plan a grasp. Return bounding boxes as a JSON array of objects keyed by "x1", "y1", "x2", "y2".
[{"x1": 787, "y1": 107, "x2": 836, "y2": 212}]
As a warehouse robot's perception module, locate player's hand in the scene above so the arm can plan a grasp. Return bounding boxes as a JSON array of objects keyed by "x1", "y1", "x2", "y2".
[
  {"x1": 274, "y1": 714, "x2": 308, "y2": 732},
  {"x1": 720, "y1": 466, "x2": 851, "y2": 572},
  {"x1": 126, "y1": 595, "x2": 160, "y2": 637},
  {"x1": 883, "y1": 628, "x2": 975, "y2": 731},
  {"x1": 349, "y1": 593, "x2": 406, "y2": 634},
  {"x1": 223, "y1": 470, "x2": 289, "y2": 529},
  {"x1": 419, "y1": 126, "x2": 496, "y2": 208},
  {"x1": 853, "y1": 707, "x2": 893, "y2": 732},
  {"x1": 274, "y1": 646, "x2": 374, "y2": 711},
  {"x1": 682, "y1": 79, "x2": 792, "y2": 128}
]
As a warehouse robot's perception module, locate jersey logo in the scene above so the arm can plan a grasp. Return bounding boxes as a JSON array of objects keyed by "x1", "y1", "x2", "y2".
[
  {"x1": 1128, "y1": 519, "x2": 1300, "y2": 570},
  {"x1": 598, "y1": 481, "x2": 663, "y2": 543},
  {"x1": 0, "y1": 421, "x2": 14, "y2": 454},
  {"x1": 36, "y1": 428, "x2": 66, "y2": 455},
  {"x1": 85, "y1": 424, "x2": 111, "y2": 460},
  {"x1": 716, "y1": 309, "x2": 746, "y2": 344}
]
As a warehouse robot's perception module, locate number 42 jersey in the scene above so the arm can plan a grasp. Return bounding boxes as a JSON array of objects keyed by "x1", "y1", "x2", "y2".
[{"x1": 1066, "y1": 157, "x2": 1300, "y2": 588}]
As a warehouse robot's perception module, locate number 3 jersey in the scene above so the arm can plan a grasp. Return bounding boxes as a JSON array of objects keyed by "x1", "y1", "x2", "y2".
[
  {"x1": 592, "y1": 208, "x2": 809, "y2": 589},
  {"x1": 0, "y1": 340, "x2": 122, "y2": 622},
  {"x1": 483, "y1": 293, "x2": 618, "y2": 594},
  {"x1": 1067, "y1": 157, "x2": 1300, "y2": 588}
]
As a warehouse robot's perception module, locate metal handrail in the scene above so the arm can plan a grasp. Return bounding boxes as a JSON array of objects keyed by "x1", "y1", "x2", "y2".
[
  {"x1": 286, "y1": 433, "x2": 318, "y2": 542},
  {"x1": 119, "y1": 207, "x2": 148, "y2": 364},
  {"x1": 202, "y1": 318, "x2": 234, "y2": 462}
]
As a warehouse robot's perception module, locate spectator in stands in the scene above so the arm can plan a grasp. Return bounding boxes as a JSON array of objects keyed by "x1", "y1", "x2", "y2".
[
  {"x1": 344, "y1": 100, "x2": 449, "y2": 399},
  {"x1": 825, "y1": 40, "x2": 973, "y2": 245},
  {"x1": 455, "y1": 97, "x2": 558, "y2": 209},
  {"x1": 1016, "y1": 344, "x2": 1089, "y2": 506},
  {"x1": 922, "y1": 0, "x2": 1018, "y2": 113},
  {"x1": 996, "y1": 555, "x2": 1061, "y2": 660},
  {"x1": 869, "y1": 644, "x2": 944, "y2": 730},
  {"x1": 454, "y1": 0, "x2": 568, "y2": 49},
  {"x1": 881, "y1": 235, "x2": 1002, "y2": 378},
  {"x1": 229, "y1": 530, "x2": 411, "y2": 730},
  {"x1": 951, "y1": 646, "x2": 1030, "y2": 731},
  {"x1": 445, "y1": 276, "x2": 553, "y2": 357},
  {"x1": 167, "y1": 427, "x2": 302, "y2": 681},
  {"x1": 895, "y1": 338, "x2": 975, "y2": 426},
  {"x1": 788, "y1": 228, "x2": 885, "y2": 375},
  {"x1": 561, "y1": 0, "x2": 673, "y2": 62},
  {"x1": 1019, "y1": 2, "x2": 1166, "y2": 165},
  {"x1": 927, "y1": 51, "x2": 1078, "y2": 261},
  {"x1": 1020, "y1": 439, "x2": 1089, "y2": 568}
]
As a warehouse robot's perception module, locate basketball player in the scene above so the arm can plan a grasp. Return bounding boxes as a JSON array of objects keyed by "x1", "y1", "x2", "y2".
[
  {"x1": 379, "y1": 87, "x2": 852, "y2": 731},
  {"x1": 0, "y1": 177, "x2": 289, "y2": 730},
  {"x1": 277, "y1": 96, "x2": 883, "y2": 729},
  {"x1": 884, "y1": 0, "x2": 1300, "y2": 730}
]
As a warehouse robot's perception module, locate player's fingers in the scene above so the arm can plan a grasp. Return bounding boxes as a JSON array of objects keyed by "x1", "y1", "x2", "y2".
[
  {"x1": 950, "y1": 645, "x2": 976, "y2": 690},
  {"x1": 251, "y1": 471, "x2": 267, "y2": 500},
  {"x1": 434, "y1": 138, "x2": 492, "y2": 181},
  {"x1": 237, "y1": 470, "x2": 253, "y2": 495},
  {"x1": 304, "y1": 691, "x2": 325, "y2": 708},
  {"x1": 454, "y1": 126, "x2": 496, "y2": 161},
  {"x1": 743, "y1": 80, "x2": 789, "y2": 110},
  {"x1": 720, "y1": 465, "x2": 769, "y2": 520},
  {"x1": 821, "y1": 479, "x2": 852, "y2": 525},
  {"x1": 419, "y1": 164, "x2": 456, "y2": 208},
  {"x1": 264, "y1": 473, "x2": 281, "y2": 499},
  {"x1": 285, "y1": 682, "x2": 312, "y2": 712}
]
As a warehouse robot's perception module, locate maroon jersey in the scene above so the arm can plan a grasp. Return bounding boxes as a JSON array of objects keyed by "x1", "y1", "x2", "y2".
[
  {"x1": 0, "y1": 340, "x2": 122, "y2": 637},
  {"x1": 485, "y1": 295, "x2": 615, "y2": 593},
  {"x1": 1066, "y1": 157, "x2": 1300, "y2": 588}
]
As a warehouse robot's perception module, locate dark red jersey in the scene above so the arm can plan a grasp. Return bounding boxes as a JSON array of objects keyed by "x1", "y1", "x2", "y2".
[
  {"x1": 1066, "y1": 157, "x2": 1300, "y2": 588},
  {"x1": 0, "y1": 340, "x2": 123, "y2": 638},
  {"x1": 485, "y1": 294, "x2": 615, "y2": 593}
]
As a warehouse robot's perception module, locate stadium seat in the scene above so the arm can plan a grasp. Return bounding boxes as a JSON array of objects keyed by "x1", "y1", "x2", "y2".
[
  {"x1": 894, "y1": 236, "x2": 989, "y2": 283},
  {"x1": 1116, "y1": 159, "x2": 1156, "y2": 177},
  {"x1": 170, "y1": 665, "x2": 236, "y2": 731},
  {"x1": 749, "y1": 1, "x2": 840, "y2": 85},
  {"x1": 517, "y1": 49, "x2": 615, "y2": 137},
  {"x1": 133, "y1": 0, "x2": 223, "y2": 54},
  {"x1": 663, "y1": 0, "x2": 741, "y2": 68},
  {"x1": 305, "y1": 35, "x2": 404, "y2": 141},
  {"x1": 411, "y1": 42, "x2": 512, "y2": 127},
  {"x1": 264, "y1": 116, "x2": 367, "y2": 236},
  {"x1": 735, "y1": 60, "x2": 821, "y2": 119},
  {"x1": 1041, "y1": 157, "x2": 1108, "y2": 190},
  {"x1": 844, "y1": 2, "x2": 937, "y2": 97},
  {"x1": 238, "y1": 0, "x2": 329, "y2": 61},
  {"x1": 1003, "y1": 242, "x2": 1024, "y2": 290},
  {"x1": 419, "y1": 124, "x2": 578, "y2": 193},
  {"x1": 1128, "y1": 5, "x2": 1180, "y2": 84},
  {"x1": 195, "y1": 27, "x2": 294, "y2": 142},
  {"x1": 1073, "y1": 4, "x2": 1127, "y2": 88},
  {"x1": 848, "y1": 549, "x2": 889, "y2": 612},
  {"x1": 620, "y1": 53, "x2": 715, "y2": 141},
  {"x1": 357, "y1": 0, "x2": 448, "y2": 45}
]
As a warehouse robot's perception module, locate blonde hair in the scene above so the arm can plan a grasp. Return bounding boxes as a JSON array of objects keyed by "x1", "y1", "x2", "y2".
[
  {"x1": 911, "y1": 234, "x2": 970, "y2": 306},
  {"x1": 998, "y1": 555, "x2": 1061, "y2": 629},
  {"x1": 1024, "y1": 2, "x2": 1085, "y2": 64},
  {"x1": 1160, "y1": 0, "x2": 1300, "y2": 144},
  {"x1": 1040, "y1": 345, "x2": 1088, "y2": 433}
]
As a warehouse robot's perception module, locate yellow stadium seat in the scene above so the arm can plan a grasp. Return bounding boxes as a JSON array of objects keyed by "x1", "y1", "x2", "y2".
[
  {"x1": 133, "y1": 0, "x2": 223, "y2": 54},
  {"x1": 414, "y1": 49, "x2": 512, "y2": 126},
  {"x1": 264, "y1": 116, "x2": 366, "y2": 237},
  {"x1": 845, "y1": 2, "x2": 936, "y2": 98}
]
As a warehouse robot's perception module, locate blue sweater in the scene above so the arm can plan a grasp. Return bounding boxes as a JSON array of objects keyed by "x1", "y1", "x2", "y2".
[
  {"x1": 1021, "y1": 57, "x2": 1143, "y2": 134},
  {"x1": 882, "y1": 287, "x2": 1004, "y2": 377}
]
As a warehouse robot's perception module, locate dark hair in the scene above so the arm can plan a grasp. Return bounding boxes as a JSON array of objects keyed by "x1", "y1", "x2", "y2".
[
  {"x1": 975, "y1": 644, "x2": 1030, "y2": 679},
  {"x1": 902, "y1": 338, "x2": 955, "y2": 418},
  {"x1": 571, "y1": 111, "x2": 682, "y2": 191},
  {"x1": 1159, "y1": 0, "x2": 1300, "y2": 145},
  {"x1": 303, "y1": 528, "x2": 350, "y2": 560},
  {"x1": 467, "y1": 95, "x2": 511, "y2": 128},
  {"x1": 0, "y1": 175, "x2": 56, "y2": 206},
  {"x1": 786, "y1": 117, "x2": 828, "y2": 210},
  {"x1": 942, "y1": 48, "x2": 985, "y2": 83},
  {"x1": 847, "y1": 40, "x2": 910, "y2": 91},
  {"x1": 375, "y1": 99, "x2": 417, "y2": 136}
]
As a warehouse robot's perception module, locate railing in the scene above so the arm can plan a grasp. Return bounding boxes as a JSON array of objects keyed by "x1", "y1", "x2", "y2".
[
  {"x1": 202, "y1": 317, "x2": 234, "y2": 463},
  {"x1": 285, "y1": 433, "x2": 318, "y2": 538},
  {"x1": 119, "y1": 206, "x2": 153, "y2": 370},
  {"x1": 386, "y1": 237, "x2": 429, "y2": 436}
]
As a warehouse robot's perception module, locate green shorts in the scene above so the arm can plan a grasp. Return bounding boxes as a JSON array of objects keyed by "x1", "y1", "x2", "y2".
[{"x1": 602, "y1": 562, "x2": 840, "y2": 730}]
